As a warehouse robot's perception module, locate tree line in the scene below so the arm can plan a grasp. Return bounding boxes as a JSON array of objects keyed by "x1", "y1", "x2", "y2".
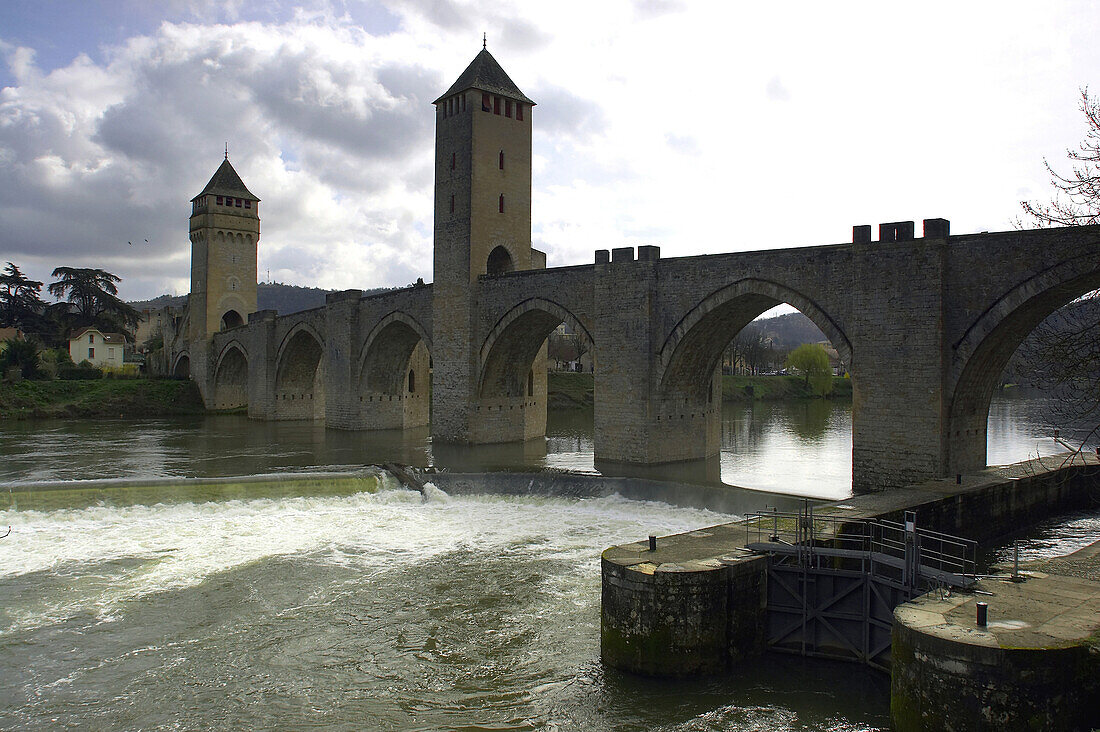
[{"x1": 0, "y1": 264, "x2": 139, "y2": 348}]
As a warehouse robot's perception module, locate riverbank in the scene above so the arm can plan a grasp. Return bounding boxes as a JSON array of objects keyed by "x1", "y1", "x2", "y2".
[
  {"x1": 0, "y1": 372, "x2": 847, "y2": 418},
  {"x1": 0, "y1": 379, "x2": 205, "y2": 419},
  {"x1": 547, "y1": 372, "x2": 852, "y2": 409}
]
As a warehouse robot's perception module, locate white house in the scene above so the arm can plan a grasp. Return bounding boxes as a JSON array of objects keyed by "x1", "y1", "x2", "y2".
[{"x1": 68, "y1": 327, "x2": 126, "y2": 368}]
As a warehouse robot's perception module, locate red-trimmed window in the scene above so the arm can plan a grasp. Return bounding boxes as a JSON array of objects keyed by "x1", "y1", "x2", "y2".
[
  {"x1": 499, "y1": 150, "x2": 504, "y2": 170},
  {"x1": 499, "y1": 194, "x2": 504, "y2": 213},
  {"x1": 493, "y1": 96, "x2": 500, "y2": 114},
  {"x1": 482, "y1": 93, "x2": 491, "y2": 111},
  {"x1": 505, "y1": 99, "x2": 512, "y2": 118},
  {"x1": 516, "y1": 103, "x2": 523, "y2": 121}
]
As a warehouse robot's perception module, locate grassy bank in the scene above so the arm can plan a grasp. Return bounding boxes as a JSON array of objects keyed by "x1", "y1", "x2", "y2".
[
  {"x1": 722, "y1": 374, "x2": 852, "y2": 402},
  {"x1": 0, "y1": 379, "x2": 206, "y2": 420},
  {"x1": 548, "y1": 372, "x2": 852, "y2": 409}
]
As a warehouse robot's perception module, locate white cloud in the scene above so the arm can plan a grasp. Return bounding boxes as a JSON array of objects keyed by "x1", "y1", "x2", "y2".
[{"x1": 0, "y1": 1, "x2": 1098, "y2": 302}]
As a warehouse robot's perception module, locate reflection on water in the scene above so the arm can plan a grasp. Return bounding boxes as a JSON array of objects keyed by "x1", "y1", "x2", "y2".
[{"x1": 0, "y1": 392, "x2": 1082, "y2": 500}]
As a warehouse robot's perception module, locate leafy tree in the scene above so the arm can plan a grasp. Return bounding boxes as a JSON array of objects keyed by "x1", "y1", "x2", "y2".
[
  {"x1": 48, "y1": 267, "x2": 141, "y2": 340},
  {"x1": 0, "y1": 262, "x2": 45, "y2": 332},
  {"x1": 786, "y1": 343, "x2": 834, "y2": 396},
  {"x1": 0, "y1": 336, "x2": 45, "y2": 380}
]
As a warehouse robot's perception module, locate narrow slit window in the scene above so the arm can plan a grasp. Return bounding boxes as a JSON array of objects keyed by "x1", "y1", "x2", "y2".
[
  {"x1": 450, "y1": 194, "x2": 455, "y2": 214},
  {"x1": 499, "y1": 194, "x2": 504, "y2": 213},
  {"x1": 499, "y1": 150, "x2": 504, "y2": 170}
]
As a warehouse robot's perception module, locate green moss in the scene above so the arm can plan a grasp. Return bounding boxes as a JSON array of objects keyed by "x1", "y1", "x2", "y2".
[
  {"x1": 0, "y1": 378, "x2": 206, "y2": 419},
  {"x1": 8, "y1": 474, "x2": 381, "y2": 511}
]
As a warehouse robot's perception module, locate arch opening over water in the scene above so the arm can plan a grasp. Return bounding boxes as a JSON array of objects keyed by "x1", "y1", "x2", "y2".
[
  {"x1": 213, "y1": 343, "x2": 248, "y2": 411},
  {"x1": 475, "y1": 298, "x2": 593, "y2": 444},
  {"x1": 654, "y1": 279, "x2": 853, "y2": 497},
  {"x1": 358, "y1": 314, "x2": 431, "y2": 430},
  {"x1": 275, "y1": 327, "x2": 325, "y2": 421},
  {"x1": 951, "y1": 259, "x2": 1100, "y2": 474}
]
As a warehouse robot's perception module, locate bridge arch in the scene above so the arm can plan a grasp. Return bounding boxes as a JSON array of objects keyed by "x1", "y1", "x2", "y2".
[
  {"x1": 478, "y1": 297, "x2": 593, "y2": 398},
  {"x1": 947, "y1": 254, "x2": 1100, "y2": 473},
  {"x1": 171, "y1": 351, "x2": 191, "y2": 379},
  {"x1": 656, "y1": 278, "x2": 851, "y2": 400},
  {"x1": 212, "y1": 340, "x2": 248, "y2": 410},
  {"x1": 274, "y1": 323, "x2": 325, "y2": 420},
  {"x1": 357, "y1": 311, "x2": 432, "y2": 429}
]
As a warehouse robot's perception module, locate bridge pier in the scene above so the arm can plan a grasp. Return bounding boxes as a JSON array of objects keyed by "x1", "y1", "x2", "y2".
[
  {"x1": 323, "y1": 290, "x2": 362, "y2": 429},
  {"x1": 245, "y1": 309, "x2": 278, "y2": 420}
]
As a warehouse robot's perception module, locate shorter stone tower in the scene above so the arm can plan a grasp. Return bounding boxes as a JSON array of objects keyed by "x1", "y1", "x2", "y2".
[{"x1": 188, "y1": 156, "x2": 260, "y2": 344}]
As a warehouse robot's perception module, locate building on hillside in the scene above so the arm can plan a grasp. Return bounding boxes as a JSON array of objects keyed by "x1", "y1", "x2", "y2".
[
  {"x1": 68, "y1": 327, "x2": 126, "y2": 368},
  {"x1": 134, "y1": 306, "x2": 183, "y2": 352}
]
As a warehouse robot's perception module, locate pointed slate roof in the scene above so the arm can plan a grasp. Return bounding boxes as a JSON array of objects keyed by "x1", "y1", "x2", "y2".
[
  {"x1": 192, "y1": 158, "x2": 259, "y2": 202},
  {"x1": 434, "y1": 48, "x2": 534, "y2": 105}
]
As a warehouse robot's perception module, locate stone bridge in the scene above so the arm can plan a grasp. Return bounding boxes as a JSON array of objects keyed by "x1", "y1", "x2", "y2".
[{"x1": 169, "y1": 219, "x2": 1100, "y2": 493}]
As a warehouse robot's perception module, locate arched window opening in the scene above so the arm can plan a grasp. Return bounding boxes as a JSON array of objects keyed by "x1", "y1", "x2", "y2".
[
  {"x1": 221, "y1": 310, "x2": 244, "y2": 330},
  {"x1": 408, "y1": 369, "x2": 415, "y2": 393},
  {"x1": 486, "y1": 246, "x2": 515, "y2": 276}
]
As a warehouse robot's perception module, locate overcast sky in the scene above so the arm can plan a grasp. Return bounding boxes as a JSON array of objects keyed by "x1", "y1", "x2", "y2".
[{"x1": 1, "y1": 1, "x2": 1098, "y2": 302}]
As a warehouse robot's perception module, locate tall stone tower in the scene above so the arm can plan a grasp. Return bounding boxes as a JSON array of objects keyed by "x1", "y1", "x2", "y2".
[
  {"x1": 432, "y1": 45, "x2": 541, "y2": 443},
  {"x1": 188, "y1": 155, "x2": 260, "y2": 345}
]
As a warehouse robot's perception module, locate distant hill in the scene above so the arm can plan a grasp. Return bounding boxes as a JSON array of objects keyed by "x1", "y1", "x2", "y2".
[
  {"x1": 131, "y1": 282, "x2": 399, "y2": 316},
  {"x1": 753, "y1": 311, "x2": 827, "y2": 350}
]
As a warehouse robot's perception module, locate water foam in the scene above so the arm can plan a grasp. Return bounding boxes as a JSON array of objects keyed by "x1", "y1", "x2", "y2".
[{"x1": 0, "y1": 487, "x2": 734, "y2": 635}]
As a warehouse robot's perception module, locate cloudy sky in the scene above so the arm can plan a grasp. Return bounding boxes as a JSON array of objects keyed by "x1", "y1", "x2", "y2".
[{"x1": 1, "y1": 1, "x2": 1098, "y2": 301}]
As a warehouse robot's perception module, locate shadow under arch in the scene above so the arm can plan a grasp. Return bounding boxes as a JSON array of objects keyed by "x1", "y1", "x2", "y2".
[
  {"x1": 172, "y1": 352, "x2": 191, "y2": 379},
  {"x1": 356, "y1": 311, "x2": 432, "y2": 430},
  {"x1": 212, "y1": 340, "x2": 248, "y2": 410},
  {"x1": 478, "y1": 297, "x2": 594, "y2": 398},
  {"x1": 656, "y1": 278, "x2": 852, "y2": 400},
  {"x1": 274, "y1": 323, "x2": 325, "y2": 420},
  {"x1": 947, "y1": 254, "x2": 1100, "y2": 473}
]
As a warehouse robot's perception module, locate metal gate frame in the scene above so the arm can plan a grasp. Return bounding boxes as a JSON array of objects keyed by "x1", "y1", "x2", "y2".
[{"x1": 745, "y1": 505, "x2": 976, "y2": 672}]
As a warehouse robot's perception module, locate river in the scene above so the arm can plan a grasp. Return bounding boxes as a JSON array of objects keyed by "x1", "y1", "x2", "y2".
[{"x1": 0, "y1": 392, "x2": 1087, "y2": 730}]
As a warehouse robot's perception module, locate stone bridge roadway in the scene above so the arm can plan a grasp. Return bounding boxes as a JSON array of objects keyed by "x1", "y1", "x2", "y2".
[{"x1": 174, "y1": 222, "x2": 1100, "y2": 493}]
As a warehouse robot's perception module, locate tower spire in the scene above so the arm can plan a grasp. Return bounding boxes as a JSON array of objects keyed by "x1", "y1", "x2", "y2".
[
  {"x1": 483, "y1": 32, "x2": 486, "y2": 50},
  {"x1": 225, "y1": 142, "x2": 229, "y2": 160}
]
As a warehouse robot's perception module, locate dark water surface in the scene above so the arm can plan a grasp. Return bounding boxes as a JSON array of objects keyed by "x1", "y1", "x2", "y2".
[{"x1": 0, "y1": 393, "x2": 1084, "y2": 730}]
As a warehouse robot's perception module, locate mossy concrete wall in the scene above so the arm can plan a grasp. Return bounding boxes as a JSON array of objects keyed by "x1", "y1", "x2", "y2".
[{"x1": 891, "y1": 594, "x2": 1100, "y2": 731}]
